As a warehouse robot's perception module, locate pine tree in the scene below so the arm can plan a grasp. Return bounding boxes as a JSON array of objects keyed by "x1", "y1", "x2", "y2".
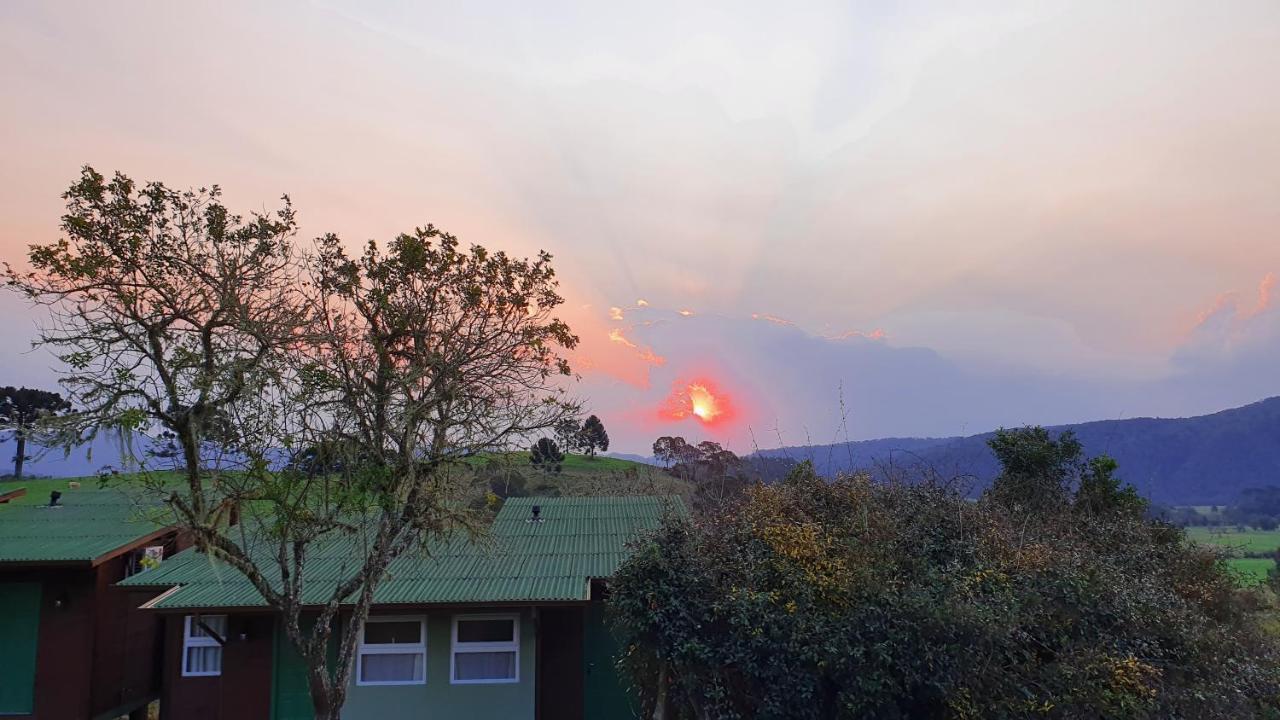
[{"x1": 577, "y1": 415, "x2": 609, "y2": 459}]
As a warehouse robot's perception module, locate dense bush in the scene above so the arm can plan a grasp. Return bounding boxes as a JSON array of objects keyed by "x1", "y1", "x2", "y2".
[{"x1": 610, "y1": 444, "x2": 1280, "y2": 719}]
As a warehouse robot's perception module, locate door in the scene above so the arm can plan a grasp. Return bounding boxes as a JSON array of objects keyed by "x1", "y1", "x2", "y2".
[{"x1": 0, "y1": 582, "x2": 42, "y2": 714}]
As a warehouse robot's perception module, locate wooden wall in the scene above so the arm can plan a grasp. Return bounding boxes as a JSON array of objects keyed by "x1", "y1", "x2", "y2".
[{"x1": 160, "y1": 613, "x2": 275, "y2": 720}]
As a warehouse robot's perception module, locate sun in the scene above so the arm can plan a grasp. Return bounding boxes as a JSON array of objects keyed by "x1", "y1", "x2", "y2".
[
  {"x1": 688, "y1": 384, "x2": 721, "y2": 422},
  {"x1": 659, "y1": 378, "x2": 734, "y2": 426}
]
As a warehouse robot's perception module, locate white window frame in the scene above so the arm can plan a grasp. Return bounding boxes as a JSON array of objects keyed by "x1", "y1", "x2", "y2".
[
  {"x1": 450, "y1": 613, "x2": 520, "y2": 685},
  {"x1": 181, "y1": 614, "x2": 226, "y2": 677},
  {"x1": 356, "y1": 615, "x2": 428, "y2": 687}
]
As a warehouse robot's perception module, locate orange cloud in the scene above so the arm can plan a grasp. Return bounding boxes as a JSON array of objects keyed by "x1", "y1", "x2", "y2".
[
  {"x1": 678, "y1": 308, "x2": 694, "y2": 317},
  {"x1": 609, "y1": 306, "x2": 625, "y2": 321},
  {"x1": 607, "y1": 327, "x2": 665, "y2": 365},
  {"x1": 636, "y1": 299, "x2": 650, "y2": 307},
  {"x1": 752, "y1": 312, "x2": 794, "y2": 326},
  {"x1": 824, "y1": 328, "x2": 888, "y2": 341},
  {"x1": 608, "y1": 328, "x2": 636, "y2": 348},
  {"x1": 1187, "y1": 271, "x2": 1277, "y2": 336},
  {"x1": 1247, "y1": 272, "x2": 1276, "y2": 319}
]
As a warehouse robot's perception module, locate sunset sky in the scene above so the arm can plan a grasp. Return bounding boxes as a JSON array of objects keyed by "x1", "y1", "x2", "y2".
[{"x1": 2, "y1": 1, "x2": 1279, "y2": 454}]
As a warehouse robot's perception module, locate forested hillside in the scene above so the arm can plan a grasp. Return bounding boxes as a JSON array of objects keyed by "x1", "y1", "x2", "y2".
[{"x1": 757, "y1": 396, "x2": 1280, "y2": 504}]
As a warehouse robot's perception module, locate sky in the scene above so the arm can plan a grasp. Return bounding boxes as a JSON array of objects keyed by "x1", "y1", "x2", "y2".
[{"x1": 2, "y1": 0, "x2": 1279, "y2": 455}]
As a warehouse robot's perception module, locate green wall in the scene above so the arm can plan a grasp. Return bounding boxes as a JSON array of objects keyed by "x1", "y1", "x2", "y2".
[
  {"x1": 340, "y1": 609, "x2": 535, "y2": 720},
  {"x1": 272, "y1": 609, "x2": 536, "y2": 720},
  {"x1": 0, "y1": 582, "x2": 41, "y2": 714},
  {"x1": 583, "y1": 599, "x2": 639, "y2": 719}
]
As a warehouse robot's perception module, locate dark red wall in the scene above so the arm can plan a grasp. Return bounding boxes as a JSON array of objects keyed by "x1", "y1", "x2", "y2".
[
  {"x1": 0, "y1": 531, "x2": 178, "y2": 719},
  {"x1": 160, "y1": 613, "x2": 275, "y2": 720},
  {"x1": 0, "y1": 566, "x2": 95, "y2": 720},
  {"x1": 91, "y1": 553, "x2": 166, "y2": 717}
]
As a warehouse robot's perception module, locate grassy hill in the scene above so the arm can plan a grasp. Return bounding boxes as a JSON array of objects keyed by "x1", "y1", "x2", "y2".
[
  {"x1": 0, "y1": 454, "x2": 691, "y2": 508},
  {"x1": 470, "y1": 452, "x2": 692, "y2": 503}
]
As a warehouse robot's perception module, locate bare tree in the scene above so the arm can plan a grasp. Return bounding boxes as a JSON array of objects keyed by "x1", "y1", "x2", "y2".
[{"x1": 4, "y1": 167, "x2": 579, "y2": 720}]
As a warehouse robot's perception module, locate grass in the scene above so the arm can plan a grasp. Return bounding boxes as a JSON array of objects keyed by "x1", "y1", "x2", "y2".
[
  {"x1": 0, "y1": 455, "x2": 688, "y2": 507},
  {"x1": 1227, "y1": 558, "x2": 1275, "y2": 587},
  {"x1": 1185, "y1": 526, "x2": 1280, "y2": 588},
  {"x1": 476, "y1": 452, "x2": 691, "y2": 501},
  {"x1": 1185, "y1": 526, "x2": 1280, "y2": 554},
  {"x1": 0, "y1": 475, "x2": 119, "y2": 506}
]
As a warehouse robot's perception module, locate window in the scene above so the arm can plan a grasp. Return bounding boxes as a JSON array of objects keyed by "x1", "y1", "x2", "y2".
[
  {"x1": 182, "y1": 615, "x2": 226, "y2": 677},
  {"x1": 357, "y1": 616, "x2": 427, "y2": 686},
  {"x1": 451, "y1": 615, "x2": 519, "y2": 684},
  {"x1": 124, "y1": 545, "x2": 165, "y2": 578}
]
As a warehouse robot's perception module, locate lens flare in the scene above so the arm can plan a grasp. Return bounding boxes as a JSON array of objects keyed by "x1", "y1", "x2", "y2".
[
  {"x1": 688, "y1": 384, "x2": 721, "y2": 421},
  {"x1": 659, "y1": 378, "x2": 734, "y2": 426}
]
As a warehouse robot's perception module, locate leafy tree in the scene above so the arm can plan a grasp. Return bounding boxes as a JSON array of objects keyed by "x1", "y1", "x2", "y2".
[
  {"x1": 529, "y1": 437, "x2": 565, "y2": 473},
  {"x1": 611, "y1": 460, "x2": 1280, "y2": 719},
  {"x1": 1075, "y1": 454, "x2": 1146, "y2": 517},
  {"x1": 479, "y1": 457, "x2": 530, "y2": 500},
  {"x1": 5, "y1": 167, "x2": 578, "y2": 720},
  {"x1": 0, "y1": 386, "x2": 71, "y2": 478},
  {"x1": 652, "y1": 435, "x2": 689, "y2": 470},
  {"x1": 986, "y1": 426, "x2": 1084, "y2": 512},
  {"x1": 577, "y1": 414, "x2": 609, "y2": 458},
  {"x1": 553, "y1": 417, "x2": 582, "y2": 454}
]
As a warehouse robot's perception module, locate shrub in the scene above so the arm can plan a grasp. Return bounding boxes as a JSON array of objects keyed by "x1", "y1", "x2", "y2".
[{"x1": 610, "y1": 462, "x2": 1280, "y2": 719}]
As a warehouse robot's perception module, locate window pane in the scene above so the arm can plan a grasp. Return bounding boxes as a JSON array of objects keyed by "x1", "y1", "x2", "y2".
[
  {"x1": 186, "y1": 645, "x2": 222, "y2": 674},
  {"x1": 455, "y1": 651, "x2": 516, "y2": 681},
  {"x1": 364, "y1": 621, "x2": 421, "y2": 645},
  {"x1": 360, "y1": 652, "x2": 424, "y2": 683},
  {"x1": 457, "y1": 618, "x2": 515, "y2": 644},
  {"x1": 190, "y1": 616, "x2": 226, "y2": 638}
]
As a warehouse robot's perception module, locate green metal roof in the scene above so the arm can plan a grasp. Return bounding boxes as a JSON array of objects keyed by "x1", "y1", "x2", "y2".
[
  {"x1": 121, "y1": 495, "x2": 683, "y2": 610},
  {"x1": 0, "y1": 486, "x2": 171, "y2": 564}
]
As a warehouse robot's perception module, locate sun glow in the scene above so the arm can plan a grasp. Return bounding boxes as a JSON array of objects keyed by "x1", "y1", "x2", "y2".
[
  {"x1": 688, "y1": 384, "x2": 721, "y2": 421},
  {"x1": 659, "y1": 378, "x2": 734, "y2": 426}
]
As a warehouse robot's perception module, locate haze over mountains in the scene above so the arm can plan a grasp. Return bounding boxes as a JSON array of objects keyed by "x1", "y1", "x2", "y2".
[
  {"x1": 753, "y1": 396, "x2": 1280, "y2": 505},
  {"x1": 8, "y1": 397, "x2": 1280, "y2": 506}
]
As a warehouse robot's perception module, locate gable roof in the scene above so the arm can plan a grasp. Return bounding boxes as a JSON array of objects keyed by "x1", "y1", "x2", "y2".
[
  {"x1": 0, "y1": 485, "x2": 172, "y2": 565},
  {"x1": 120, "y1": 495, "x2": 683, "y2": 610}
]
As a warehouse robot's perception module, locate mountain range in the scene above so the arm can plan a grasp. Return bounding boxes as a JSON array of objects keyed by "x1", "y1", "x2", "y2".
[{"x1": 752, "y1": 396, "x2": 1280, "y2": 505}]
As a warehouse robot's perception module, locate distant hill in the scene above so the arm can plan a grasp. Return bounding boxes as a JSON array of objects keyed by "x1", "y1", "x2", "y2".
[
  {"x1": 755, "y1": 397, "x2": 1280, "y2": 505},
  {"x1": 603, "y1": 452, "x2": 661, "y2": 466}
]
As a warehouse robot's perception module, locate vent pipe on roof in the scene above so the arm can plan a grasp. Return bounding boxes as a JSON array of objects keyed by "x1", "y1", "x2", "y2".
[
  {"x1": 527, "y1": 504, "x2": 544, "y2": 523},
  {"x1": 49, "y1": 490, "x2": 61, "y2": 507}
]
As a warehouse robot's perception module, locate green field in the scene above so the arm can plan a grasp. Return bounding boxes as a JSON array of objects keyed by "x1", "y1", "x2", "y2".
[
  {"x1": 1185, "y1": 526, "x2": 1280, "y2": 554},
  {"x1": 1226, "y1": 558, "x2": 1276, "y2": 586},
  {"x1": 0, "y1": 476, "x2": 115, "y2": 506},
  {"x1": 1185, "y1": 526, "x2": 1280, "y2": 587}
]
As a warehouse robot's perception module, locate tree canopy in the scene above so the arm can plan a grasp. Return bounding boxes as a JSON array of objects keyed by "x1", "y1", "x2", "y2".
[
  {"x1": 530, "y1": 437, "x2": 565, "y2": 473},
  {"x1": 578, "y1": 414, "x2": 609, "y2": 458},
  {"x1": 4, "y1": 167, "x2": 578, "y2": 720},
  {"x1": 0, "y1": 386, "x2": 72, "y2": 478},
  {"x1": 610, "y1": 433, "x2": 1280, "y2": 719}
]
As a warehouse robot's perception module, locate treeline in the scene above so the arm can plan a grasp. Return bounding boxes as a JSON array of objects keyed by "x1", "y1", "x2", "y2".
[
  {"x1": 1158, "y1": 486, "x2": 1280, "y2": 530},
  {"x1": 651, "y1": 435, "x2": 794, "y2": 511}
]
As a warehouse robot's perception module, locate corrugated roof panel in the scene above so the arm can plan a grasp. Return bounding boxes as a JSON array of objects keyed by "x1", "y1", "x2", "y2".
[
  {"x1": 0, "y1": 488, "x2": 170, "y2": 563},
  {"x1": 128, "y1": 495, "x2": 685, "y2": 609}
]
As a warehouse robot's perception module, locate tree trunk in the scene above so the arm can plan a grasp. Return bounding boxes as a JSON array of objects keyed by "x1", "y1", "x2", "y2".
[
  {"x1": 309, "y1": 665, "x2": 339, "y2": 720},
  {"x1": 13, "y1": 431, "x2": 25, "y2": 480},
  {"x1": 652, "y1": 661, "x2": 669, "y2": 720}
]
